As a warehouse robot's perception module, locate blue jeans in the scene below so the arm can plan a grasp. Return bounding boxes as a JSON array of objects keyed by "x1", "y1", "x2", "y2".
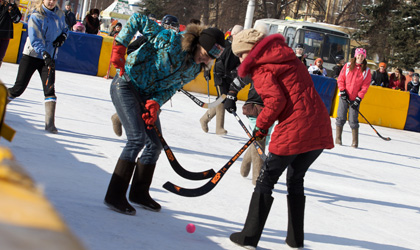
[{"x1": 110, "y1": 75, "x2": 162, "y2": 164}]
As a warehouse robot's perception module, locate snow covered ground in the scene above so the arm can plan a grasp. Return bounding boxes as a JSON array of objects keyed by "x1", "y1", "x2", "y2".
[{"x1": 1, "y1": 62, "x2": 420, "y2": 250}]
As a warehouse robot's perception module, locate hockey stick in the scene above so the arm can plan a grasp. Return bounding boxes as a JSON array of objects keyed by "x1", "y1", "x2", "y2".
[
  {"x1": 179, "y1": 89, "x2": 226, "y2": 109},
  {"x1": 231, "y1": 111, "x2": 267, "y2": 161},
  {"x1": 125, "y1": 76, "x2": 216, "y2": 180},
  {"x1": 45, "y1": 46, "x2": 57, "y2": 87},
  {"x1": 346, "y1": 99, "x2": 391, "y2": 141},
  {"x1": 163, "y1": 136, "x2": 255, "y2": 197}
]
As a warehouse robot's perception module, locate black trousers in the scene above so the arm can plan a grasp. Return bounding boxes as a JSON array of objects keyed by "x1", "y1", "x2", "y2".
[
  {"x1": 255, "y1": 149, "x2": 323, "y2": 196},
  {"x1": 8, "y1": 55, "x2": 56, "y2": 98}
]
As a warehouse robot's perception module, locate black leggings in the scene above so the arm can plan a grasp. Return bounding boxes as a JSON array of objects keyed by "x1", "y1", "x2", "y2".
[
  {"x1": 255, "y1": 149, "x2": 323, "y2": 196},
  {"x1": 8, "y1": 55, "x2": 56, "y2": 98}
]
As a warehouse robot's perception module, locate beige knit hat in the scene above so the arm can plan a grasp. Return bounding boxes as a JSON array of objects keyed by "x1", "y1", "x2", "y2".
[{"x1": 232, "y1": 28, "x2": 265, "y2": 56}]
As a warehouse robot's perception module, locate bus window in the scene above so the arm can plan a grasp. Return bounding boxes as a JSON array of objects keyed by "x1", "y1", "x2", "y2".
[
  {"x1": 284, "y1": 27, "x2": 296, "y2": 47},
  {"x1": 296, "y1": 30, "x2": 324, "y2": 61},
  {"x1": 268, "y1": 24, "x2": 278, "y2": 35},
  {"x1": 323, "y1": 35, "x2": 349, "y2": 64}
]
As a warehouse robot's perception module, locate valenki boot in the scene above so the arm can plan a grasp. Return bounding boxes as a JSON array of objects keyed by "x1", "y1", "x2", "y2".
[
  {"x1": 129, "y1": 161, "x2": 161, "y2": 212},
  {"x1": 104, "y1": 158, "x2": 136, "y2": 215},
  {"x1": 251, "y1": 139, "x2": 265, "y2": 186},
  {"x1": 230, "y1": 192, "x2": 274, "y2": 248},
  {"x1": 285, "y1": 195, "x2": 306, "y2": 249},
  {"x1": 351, "y1": 128, "x2": 359, "y2": 148},
  {"x1": 215, "y1": 103, "x2": 227, "y2": 135},
  {"x1": 199, "y1": 107, "x2": 216, "y2": 133},
  {"x1": 335, "y1": 126, "x2": 343, "y2": 145},
  {"x1": 45, "y1": 98, "x2": 58, "y2": 134},
  {"x1": 240, "y1": 147, "x2": 252, "y2": 178},
  {"x1": 111, "y1": 113, "x2": 122, "y2": 137}
]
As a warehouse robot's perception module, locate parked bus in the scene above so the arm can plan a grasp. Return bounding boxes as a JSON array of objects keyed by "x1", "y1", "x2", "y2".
[{"x1": 254, "y1": 19, "x2": 351, "y2": 75}]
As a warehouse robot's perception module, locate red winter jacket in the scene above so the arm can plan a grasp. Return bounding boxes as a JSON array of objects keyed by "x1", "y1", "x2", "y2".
[
  {"x1": 238, "y1": 34, "x2": 334, "y2": 156},
  {"x1": 337, "y1": 62, "x2": 371, "y2": 101}
]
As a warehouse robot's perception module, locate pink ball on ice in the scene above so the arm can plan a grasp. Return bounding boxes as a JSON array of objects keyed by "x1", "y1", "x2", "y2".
[{"x1": 186, "y1": 223, "x2": 196, "y2": 233}]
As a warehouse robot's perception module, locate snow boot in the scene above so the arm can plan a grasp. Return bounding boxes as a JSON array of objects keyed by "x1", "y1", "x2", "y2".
[
  {"x1": 240, "y1": 147, "x2": 252, "y2": 178},
  {"x1": 251, "y1": 140, "x2": 265, "y2": 186},
  {"x1": 45, "y1": 98, "x2": 58, "y2": 134},
  {"x1": 215, "y1": 103, "x2": 227, "y2": 135},
  {"x1": 111, "y1": 113, "x2": 122, "y2": 137},
  {"x1": 129, "y1": 161, "x2": 161, "y2": 212},
  {"x1": 230, "y1": 192, "x2": 273, "y2": 248},
  {"x1": 335, "y1": 126, "x2": 343, "y2": 145},
  {"x1": 199, "y1": 107, "x2": 216, "y2": 133},
  {"x1": 285, "y1": 195, "x2": 306, "y2": 249},
  {"x1": 351, "y1": 128, "x2": 359, "y2": 148},
  {"x1": 104, "y1": 158, "x2": 136, "y2": 215}
]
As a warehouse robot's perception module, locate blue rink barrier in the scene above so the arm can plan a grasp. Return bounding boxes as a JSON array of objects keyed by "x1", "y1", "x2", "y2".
[
  {"x1": 55, "y1": 32, "x2": 102, "y2": 76},
  {"x1": 404, "y1": 93, "x2": 420, "y2": 132},
  {"x1": 310, "y1": 74, "x2": 337, "y2": 114}
]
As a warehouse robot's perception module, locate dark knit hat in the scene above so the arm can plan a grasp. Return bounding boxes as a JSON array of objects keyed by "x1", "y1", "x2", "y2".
[
  {"x1": 90, "y1": 8, "x2": 100, "y2": 15},
  {"x1": 198, "y1": 28, "x2": 225, "y2": 59},
  {"x1": 65, "y1": 1, "x2": 71, "y2": 6}
]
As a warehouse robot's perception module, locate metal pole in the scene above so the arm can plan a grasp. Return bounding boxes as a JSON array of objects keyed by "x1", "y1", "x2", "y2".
[
  {"x1": 81, "y1": 0, "x2": 89, "y2": 20},
  {"x1": 244, "y1": 0, "x2": 255, "y2": 29}
]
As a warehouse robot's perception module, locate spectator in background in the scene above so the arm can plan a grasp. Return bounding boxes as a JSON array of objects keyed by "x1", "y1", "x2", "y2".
[
  {"x1": 405, "y1": 68, "x2": 414, "y2": 90},
  {"x1": 147, "y1": 13, "x2": 156, "y2": 22},
  {"x1": 332, "y1": 55, "x2": 345, "y2": 78},
  {"x1": 72, "y1": 21, "x2": 85, "y2": 33},
  {"x1": 199, "y1": 24, "x2": 243, "y2": 135},
  {"x1": 64, "y1": 1, "x2": 76, "y2": 31},
  {"x1": 371, "y1": 62, "x2": 389, "y2": 87},
  {"x1": 0, "y1": 0, "x2": 21, "y2": 68},
  {"x1": 294, "y1": 43, "x2": 307, "y2": 67},
  {"x1": 83, "y1": 8, "x2": 100, "y2": 34},
  {"x1": 109, "y1": 22, "x2": 122, "y2": 37},
  {"x1": 389, "y1": 68, "x2": 405, "y2": 90},
  {"x1": 308, "y1": 58, "x2": 327, "y2": 76},
  {"x1": 406, "y1": 73, "x2": 419, "y2": 94}
]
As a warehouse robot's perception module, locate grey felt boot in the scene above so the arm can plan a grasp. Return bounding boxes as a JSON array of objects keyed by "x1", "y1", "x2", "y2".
[
  {"x1": 240, "y1": 147, "x2": 252, "y2": 178},
  {"x1": 45, "y1": 100, "x2": 58, "y2": 134},
  {"x1": 199, "y1": 107, "x2": 216, "y2": 133},
  {"x1": 111, "y1": 113, "x2": 122, "y2": 137},
  {"x1": 351, "y1": 128, "x2": 359, "y2": 148},
  {"x1": 335, "y1": 126, "x2": 343, "y2": 145},
  {"x1": 215, "y1": 103, "x2": 227, "y2": 135},
  {"x1": 251, "y1": 139, "x2": 265, "y2": 186}
]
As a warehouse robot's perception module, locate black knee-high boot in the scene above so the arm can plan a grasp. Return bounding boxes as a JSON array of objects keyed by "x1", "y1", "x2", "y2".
[
  {"x1": 104, "y1": 158, "x2": 136, "y2": 215},
  {"x1": 230, "y1": 192, "x2": 274, "y2": 248},
  {"x1": 129, "y1": 161, "x2": 161, "y2": 212},
  {"x1": 285, "y1": 195, "x2": 306, "y2": 248}
]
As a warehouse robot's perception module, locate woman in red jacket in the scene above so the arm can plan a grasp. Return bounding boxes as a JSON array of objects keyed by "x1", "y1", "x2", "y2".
[
  {"x1": 388, "y1": 68, "x2": 406, "y2": 90},
  {"x1": 229, "y1": 28, "x2": 334, "y2": 249},
  {"x1": 336, "y1": 48, "x2": 371, "y2": 148}
]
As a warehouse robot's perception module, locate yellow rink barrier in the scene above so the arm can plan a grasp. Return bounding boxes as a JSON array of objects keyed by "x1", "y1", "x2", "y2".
[
  {"x1": 0, "y1": 147, "x2": 86, "y2": 250},
  {"x1": 331, "y1": 86, "x2": 409, "y2": 129},
  {"x1": 97, "y1": 35, "x2": 117, "y2": 77},
  {"x1": 183, "y1": 63, "x2": 250, "y2": 101},
  {"x1": 3, "y1": 23, "x2": 24, "y2": 64}
]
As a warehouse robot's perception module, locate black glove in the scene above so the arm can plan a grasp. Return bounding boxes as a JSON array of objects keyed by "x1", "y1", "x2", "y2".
[
  {"x1": 351, "y1": 97, "x2": 362, "y2": 109},
  {"x1": 42, "y1": 51, "x2": 55, "y2": 68},
  {"x1": 252, "y1": 127, "x2": 268, "y2": 141},
  {"x1": 224, "y1": 90, "x2": 237, "y2": 113},
  {"x1": 53, "y1": 33, "x2": 67, "y2": 47},
  {"x1": 340, "y1": 90, "x2": 349, "y2": 102}
]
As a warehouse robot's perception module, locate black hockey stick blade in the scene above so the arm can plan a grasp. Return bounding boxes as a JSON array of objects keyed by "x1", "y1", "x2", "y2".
[
  {"x1": 179, "y1": 89, "x2": 226, "y2": 109},
  {"x1": 231, "y1": 111, "x2": 267, "y2": 161},
  {"x1": 163, "y1": 137, "x2": 256, "y2": 197}
]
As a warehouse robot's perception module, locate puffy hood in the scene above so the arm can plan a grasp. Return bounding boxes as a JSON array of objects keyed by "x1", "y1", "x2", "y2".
[{"x1": 238, "y1": 34, "x2": 297, "y2": 78}]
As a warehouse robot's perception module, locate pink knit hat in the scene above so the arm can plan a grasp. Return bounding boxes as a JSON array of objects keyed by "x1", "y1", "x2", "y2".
[{"x1": 354, "y1": 48, "x2": 366, "y2": 58}]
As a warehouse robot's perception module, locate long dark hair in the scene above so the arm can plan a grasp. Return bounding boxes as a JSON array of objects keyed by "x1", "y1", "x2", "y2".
[{"x1": 349, "y1": 57, "x2": 367, "y2": 72}]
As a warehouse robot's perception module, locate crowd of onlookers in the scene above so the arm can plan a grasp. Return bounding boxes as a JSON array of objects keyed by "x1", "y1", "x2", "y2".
[{"x1": 370, "y1": 65, "x2": 419, "y2": 94}]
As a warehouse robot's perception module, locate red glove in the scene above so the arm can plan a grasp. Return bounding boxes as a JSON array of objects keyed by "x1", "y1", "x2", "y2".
[
  {"x1": 142, "y1": 100, "x2": 160, "y2": 129},
  {"x1": 253, "y1": 127, "x2": 268, "y2": 141},
  {"x1": 110, "y1": 44, "x2": 126, "y2": 76}
]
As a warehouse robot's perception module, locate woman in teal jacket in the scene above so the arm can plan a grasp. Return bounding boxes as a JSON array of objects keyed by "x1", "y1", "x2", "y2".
[
  {"x1": 8, "y1": 0, "x2": 68, "y2": 134},
  {"x1": 104, "y1": 13, "x2": 225, "y2": 215}
]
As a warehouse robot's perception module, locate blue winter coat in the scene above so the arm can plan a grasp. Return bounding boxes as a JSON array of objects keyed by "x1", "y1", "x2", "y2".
[
  {"x1": 23, "y1": 5, "x2": 68, "y2": 59},
  {"x1": 116, "y1": 13, "x2": 201, "y2": 107}
]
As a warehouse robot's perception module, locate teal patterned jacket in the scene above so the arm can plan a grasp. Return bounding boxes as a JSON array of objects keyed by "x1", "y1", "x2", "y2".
[{"x1": 116, "y1": 13, "x2": 201, "y2": 107}]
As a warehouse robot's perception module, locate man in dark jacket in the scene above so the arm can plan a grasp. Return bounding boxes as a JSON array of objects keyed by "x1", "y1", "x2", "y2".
[
  {"x1": 371, "y1": 62, "x2": 389, "y2": 87},
  {"x1": 64, "y1": 1, "x2": 76, "y2": 31},
  {"x1": 199, "y1": 24, "x2": 243, "y2": 135},
  {"x1": 0, "y1": 0, "x2": 21, "y2": 67}
]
